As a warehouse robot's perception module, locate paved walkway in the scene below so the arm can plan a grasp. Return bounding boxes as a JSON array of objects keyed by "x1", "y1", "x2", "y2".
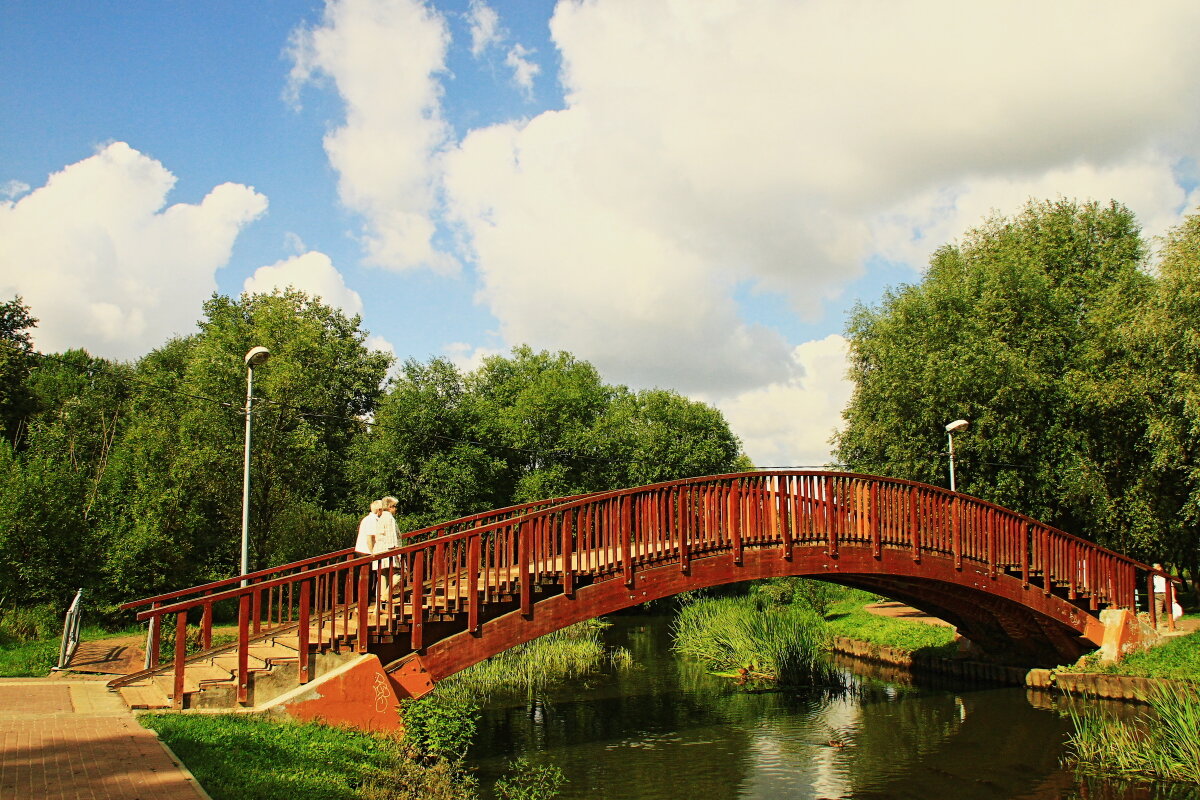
[{"x1": 0, "y1": 675, "x2": 209, "y2": 800}]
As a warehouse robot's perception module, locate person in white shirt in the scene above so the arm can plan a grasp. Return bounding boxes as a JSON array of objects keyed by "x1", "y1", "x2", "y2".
[
  {"x1": 374, "y1": 496, "x2": 400, "y2": 603},
  {"x1": 356, "y1": 500, "x2": 383, "y2": 602},
  {"x1": 356, "y1": 500, "x2": 383, "y2": 555}
]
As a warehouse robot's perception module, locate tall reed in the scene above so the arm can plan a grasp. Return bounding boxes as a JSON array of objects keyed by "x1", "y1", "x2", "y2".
[
  {"x1": 671, "y1": 595, "x2": 838, "y2": 685},
  {"x1": 1065, "y1": 685, "x2": 1200, "y2": 785}
]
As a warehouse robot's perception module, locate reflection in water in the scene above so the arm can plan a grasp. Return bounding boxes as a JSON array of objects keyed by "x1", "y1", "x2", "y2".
[{"x1": 468, "y1": 616, "x2": 1195, "y2": 800}]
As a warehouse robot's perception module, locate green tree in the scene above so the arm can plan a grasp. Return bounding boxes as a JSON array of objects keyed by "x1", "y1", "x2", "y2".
[
  {"x1": 0, "y1": 297, "x2": 38, "y2": 445},
  {"x1": 351, "y1": 346, "x2": 745, "y2": 530},
  {"x1": 835, "y1": 199, "x2": 1155, "y2": 555},
  {"x1": 100, "y1": 290, "x2": 391, "y2": 597},
  {"x1": 1137, "y1": 210, "x2": 1200, "y2": 581}
]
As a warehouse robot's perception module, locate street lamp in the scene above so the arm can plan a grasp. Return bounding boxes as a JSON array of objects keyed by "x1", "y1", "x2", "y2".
[
  {"x1": 241, "y1": 346, "x2": 270, "y2": 586},
  {"x1": 945, "y1": 419, "x2": 969, "y2": 492}
]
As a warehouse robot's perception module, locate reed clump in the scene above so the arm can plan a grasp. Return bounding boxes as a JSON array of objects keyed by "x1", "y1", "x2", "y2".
[
  {"x1": 1065, "y1": 685, "x2": 1200, "y2": 786},
  {"x1": 431, "y1": 618, "x2": 631, "y2": 706},
  {"x1": 671, "y1": 595, "x2": 838, "y2": 685}
]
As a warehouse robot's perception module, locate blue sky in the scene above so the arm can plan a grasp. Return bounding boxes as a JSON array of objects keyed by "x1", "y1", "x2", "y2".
[{"x1": 3, "y1": 1, "x2": 1200, "y2": 465}]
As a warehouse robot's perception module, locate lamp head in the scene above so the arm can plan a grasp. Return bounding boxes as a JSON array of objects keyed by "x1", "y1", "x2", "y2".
[
  {"x1": 244, "y1": 346, "x2": 271, "y2": 368},
  {"x1": 945, "y1": 419, "x2": 969, "y2": 433}
]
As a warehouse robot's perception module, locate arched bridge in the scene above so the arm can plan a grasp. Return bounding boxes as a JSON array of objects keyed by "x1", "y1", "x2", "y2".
[{"x1": 110, "y1": 471, "x2": 1175, "y2": 714}]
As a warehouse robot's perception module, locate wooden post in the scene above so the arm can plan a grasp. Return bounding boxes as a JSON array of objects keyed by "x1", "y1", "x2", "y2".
[
  {"x1": 468, "y1": 535, "x2": 481, "y2": 633},
  {"x1": 172, "y1": 610, "x2": 187, "y2": 710},
  {"x1": 357, "y1": 565, "x2": 368, "y2": 653},
  {"x1": 562, "y1": 510, "x2": 575, "y2": 597},
  {"x1": 298, "y1": 579, "x2": 311, "y2": 683},
  {"x1": 622, "y1": 496, "x2": 634, "y2": 586},
  {"x1": 870, "y1": 482, "x2": 881, "y2": 559},
  {"x1": 411, "y1": 549, "x2": 426, "y2": 649},
  {"x1": 519, "y1": 522, "x2": 532, "y2": 616},
  {"x1": 237, "y1": 594, "x2": 250, "y2": 705},
  {"x1": 910, "y1": 486, "x2": 920, "y2": 562},
  {"x1": 200, "y1": 599, "x2": 213, "y2": 650}
]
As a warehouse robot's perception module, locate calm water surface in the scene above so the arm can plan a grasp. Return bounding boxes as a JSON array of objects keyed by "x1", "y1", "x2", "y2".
[{"x1": 468, "y1": 615, "x2": 1198, "y2": 800}]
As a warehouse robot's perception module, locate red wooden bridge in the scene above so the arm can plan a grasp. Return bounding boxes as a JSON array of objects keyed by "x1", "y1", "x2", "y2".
[{"x1": 108, "y1": 471, "x2": 1176, "y2": 719}]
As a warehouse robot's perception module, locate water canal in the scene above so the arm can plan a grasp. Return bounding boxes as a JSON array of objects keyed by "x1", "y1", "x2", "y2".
[{"x1": 467, "y1": 615, "x2": 1197, "y2": 800}]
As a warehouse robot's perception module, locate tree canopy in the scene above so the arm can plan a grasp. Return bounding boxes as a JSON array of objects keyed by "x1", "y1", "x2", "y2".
[
  {"x1": 0, "y1": 295, "x2": 744, "y2": 611},
  {"x1": 835, "y1": 199, "x2": 1198, "y2": 577}
]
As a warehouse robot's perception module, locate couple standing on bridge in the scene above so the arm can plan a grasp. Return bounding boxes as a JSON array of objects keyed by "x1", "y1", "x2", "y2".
[{"x1": 355, "y1": 497, "x2": 400, "y2": 602}]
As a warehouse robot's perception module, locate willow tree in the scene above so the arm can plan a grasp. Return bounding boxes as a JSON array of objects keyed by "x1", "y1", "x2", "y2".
[{"x1": 835, "y1": 199, "x2": 1158, "y2": 557}]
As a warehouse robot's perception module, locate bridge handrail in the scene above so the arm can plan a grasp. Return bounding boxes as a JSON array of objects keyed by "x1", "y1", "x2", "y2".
[
  {"x1": 118, "y1": 491, "x2": 604, "y2": 613},
  {"x1": 113, "y1": 471, "x2": 1179, "y2": 705}
]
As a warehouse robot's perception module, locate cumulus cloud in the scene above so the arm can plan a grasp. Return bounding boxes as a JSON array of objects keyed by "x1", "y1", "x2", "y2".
[
  {"x1": 466, "y1": 0, "x2": 501, "y2": 57},
  {"x1": 300, "y1": 1, "x2": 1200, "y2": 462},
  {"x1": 287, "y1": 0, "x2": 456, "y2": 273},
  {"x1": 715, "y1": 336, "x2": 854, "y2": 468},
  {"x1": 243, "y1": 251, "x2": 364, "y2": 315},
  {"x1": 504, "y1": 44, "x2": 540, "y2": 96},
  {"x1": 0, "y1": 142, "x2": 266, "y2": 360}
]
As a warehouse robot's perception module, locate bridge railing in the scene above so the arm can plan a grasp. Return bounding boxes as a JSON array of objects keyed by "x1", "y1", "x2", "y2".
[
  {"x1": 116, "y1": 492, "x2": 602, "y2": 672},
  {"x1": 113, "y1": 471, "x2": 1168, "y2": 705}
]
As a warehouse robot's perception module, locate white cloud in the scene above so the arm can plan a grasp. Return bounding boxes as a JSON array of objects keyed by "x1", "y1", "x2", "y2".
[
  {"x1": 287, "y1": 0, "x2": 456, "y2": 274},
  {"x1": 504, "y1": 44, "x2": 540, "y2": 96},
  {"x1": 0, "y1": 142, "x2": 266, "y2": 360},
  {"x1": 443, "y1": 341, "x2": 502, "y2": 374},
  {"x1": 365, "y1": 333, "x2": 397, "y2": 357},
  {"x1": 299, "y1": 1, "x2": 1200, "y2": 461},
  {"x1": 467, "y1": 0, "x2": 501, "y2": 57},
  {"x1": 715, "y1": 336, "x2": 853, "y2": 468},
  {"x1": 243, "y1": 251, "x2": 364, "y2": 315},
  {"x1": 1, "y1": 180, "x2": 29, "y2": 200},
  {"x1": 440, "y1": 1, "x2": 1200, "y2": 399}
]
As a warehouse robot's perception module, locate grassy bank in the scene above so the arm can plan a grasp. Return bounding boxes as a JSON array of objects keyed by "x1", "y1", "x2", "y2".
[
  {"x1": 670, "y1": 580, "x2": 960, "y2": 684},
  {"x1": 1065, "y1": 685, "x2": 1200, "y2": 786},
  {"x1": 822, "y1": 590, "x2": 958, "y2": 657},
  {"x1": 1064, "y1": 625, "x2": 1200, "y2": 683},
  {"x1": 139, "y1": 620, "x2": 621, "y2": 800}
]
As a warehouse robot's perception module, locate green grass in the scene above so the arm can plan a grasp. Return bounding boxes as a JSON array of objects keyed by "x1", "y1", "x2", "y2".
[
  {"x1": 672, "y1": 594, "x2": 839, "y2": 684},
  {"x1": 140, "y1": 713, "x2": 422, "y2": 800},
  {"x1": 1065, "y1": 628, "x2": 1200, "y2": 683},
  {"x1": 0, "y1": 622, "x2": 146, "y2": 677},
  {"x1": 822, "y1": 592, "x2": 958, "y2": 657},
  {"x1": 432, "y1": 619, "x2": 629, "y2": 706},
  {"x1": 1065, "y1": 685, "x2": 1200, "y2": 785}
]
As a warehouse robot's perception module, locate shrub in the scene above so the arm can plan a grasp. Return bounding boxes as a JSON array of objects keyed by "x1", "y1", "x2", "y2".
[{"x1": 493, "y1": 758, "x2": 566, "y2": 800}]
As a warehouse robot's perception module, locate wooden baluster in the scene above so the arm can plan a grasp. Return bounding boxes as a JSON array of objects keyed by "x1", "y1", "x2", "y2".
[
  {"x1": 870, "y1": 481, "x2": 881, "y2": 559},
  {"x1": 1147, "y1": 572, "x2": 1158, "y2": 629},
  {"x1": 298, "y1": 579, "x2": 311, "y2": 683},
  {"x1": 147, "y1": 603, "x2": 161, "y2": 669},
  {"x1": 1021, "y1": 521, "x2": 1030, "y2": 588},
  {"x1": 519, "y1": 521, "x2": 532, "y2": 615},
  {"x1": 252, "y1": 581, "x2": 263, "y2": 636},
  {"x1": 622, "y1": 495, "x2": 634, "y2": 585},
  {"x1": 562, "y1": 510, "x2": 575, "y2": 597},
  {"x1": 951, "y1": 495, "x2": 962, "y2": 570},
  {"x1": 780, "y1": 475, "x2": 793, "y2": 560},
  {"x1": 468, "y1": 535, "x2": 481, "y2": 633},
  {"x1": 987, "y1": 508, "x2": 996, "y2": 578},
  {"x1": 730, "y1": 482, "x2": 743, "y2": 564},
  {"x1": 680, "y1": 486, "x2": 691, "y2": 573},
  {"x1": 237, "y1": 594, "x2": 250, "y2": 705},
  {"x1": 826, "y1": 477, "x2": 838, "y2": 558},
  {"x1": 357, "y1": 564, "x2": 368, "y2": 653},
  {"x1": 200, "y1": 597, "x2": 213, "y2": 650},
  {"x1": 910, "y1": 486, "x2": 920, "y2": 562},
  {"x1": 411, "y1": 549, "x2": 426, "y2": 649},
  {"x1": 172, "y1": 610, "x2": 187, "y2": 710}
]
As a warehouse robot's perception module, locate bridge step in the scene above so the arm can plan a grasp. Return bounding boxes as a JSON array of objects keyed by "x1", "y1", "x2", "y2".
[{"x1": 119, "y1": 682, "x2": 171, "y2": 710}]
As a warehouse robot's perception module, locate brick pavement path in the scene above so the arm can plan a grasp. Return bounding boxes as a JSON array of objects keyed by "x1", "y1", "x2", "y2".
[{"x1": 0, "y1": 676, "x2": 209, "y2": 800}]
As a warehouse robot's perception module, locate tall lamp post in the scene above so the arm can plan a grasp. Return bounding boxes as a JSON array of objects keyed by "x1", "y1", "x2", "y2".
[
  {"x1": 241, "y1": 346, "x2": 270, "y2": 586},
  {"x1": 945, "y1": 419, "x2": 969, "y2": 492}
]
